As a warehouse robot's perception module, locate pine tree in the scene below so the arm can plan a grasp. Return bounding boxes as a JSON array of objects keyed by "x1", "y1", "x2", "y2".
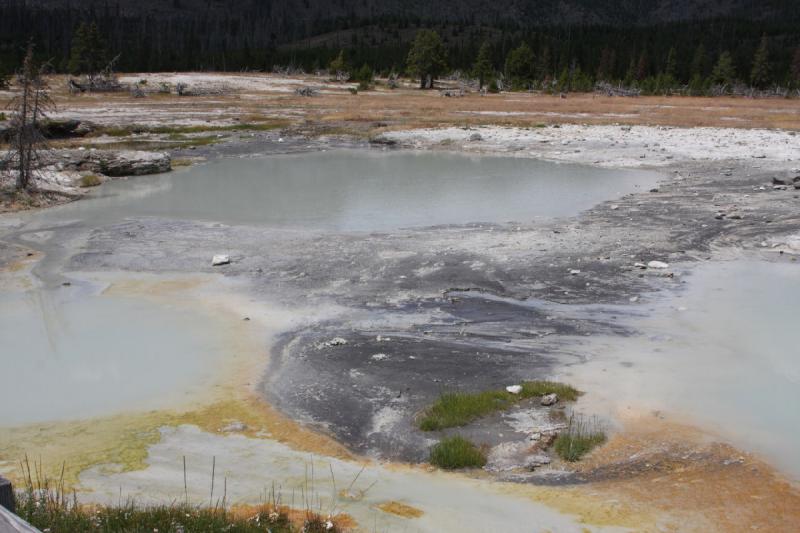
[
  {"x1": 328, "y1": 50, "x2": 349, "y2": 81},
  {"x1": 749, "y1": 35, "x2": 770, "y2": 89},
  {"x1": 4, "y1": 42, "x2": 54, "y2": 191},
  {"x1": 472, "y1": 41, "x2": 493, "y2": 89},
  {"x1": 68, "y1": 22, "x2": 107, "y2": 75},
  {"x1": 791, "y1": 47, "x2": 800, "y2": 85},
  {"x1": 665, "y1": 47, "x2": 678, "y2": 79},
  {"x1": 596, "y1": 47, "x2": 615, "y2": 81},
  {"x1": 0, "y1": 58, "x2": 10, "y2": 90},
  {"x1": 711, "y1": 51, "x2": 736, "y2": 86},
  {"x1": 355, "y1": 63, "x2": 373, "y2": 90},
  {"x1": 504, "y1": 42, "x2": 535, "y2": 90},
  {"x1": 636, "y1": 50, "x2": 648, "y2": 81},
  {"x1": 406, "y1": 30, "x2": 447, "y2": 89},
  {"x1": 690, "y1": 43, "x2": 710, "y2": 79},
  {"x1": 535, "y1": 46, "x2": 551, "y2": 82}
]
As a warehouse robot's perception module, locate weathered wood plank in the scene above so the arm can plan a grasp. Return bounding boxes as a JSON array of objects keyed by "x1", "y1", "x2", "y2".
[
  {"x1": 0, "y1": 506, "x2": 41, "y2": 533},
  {"x1": 0, "y1": 477, "x2": 14, "y2": 514}
]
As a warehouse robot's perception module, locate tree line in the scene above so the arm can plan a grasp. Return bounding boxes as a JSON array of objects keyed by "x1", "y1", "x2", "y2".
[{"x1": 2, "y1": 13, "x2": 800, "y2": 94}]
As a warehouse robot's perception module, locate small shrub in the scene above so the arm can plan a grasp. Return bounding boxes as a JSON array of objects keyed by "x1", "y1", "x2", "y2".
[
  {"x1": 79, "y1": 174, "x2": 102, "y2": 187},
  {"x1": 419, "y1": 381, "x2": 581, "y2": 431},
  {"x1": 487, "y1": 79, "x2": 500, "y2": 93},
  {"x1": 429, "y1": 436, "x2": 487, "y2": 469},
  {"x1": 0, "y1": 112, "x2": 7, "y2": 121},
  {"x1": 348, "y1": 87, "x2": 358, "y2": 95},
  {"x1": 554, "y1": 415, "x2": 607, "y2": 462},
  {"x1": 171, "y1": 158, "x2": 193, "y2": 167}
]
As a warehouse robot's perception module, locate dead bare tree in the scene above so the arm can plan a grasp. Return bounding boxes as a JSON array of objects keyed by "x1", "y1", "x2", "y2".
[{"x1": 3, "y1": 42, "x2": 54, "y2": 191}]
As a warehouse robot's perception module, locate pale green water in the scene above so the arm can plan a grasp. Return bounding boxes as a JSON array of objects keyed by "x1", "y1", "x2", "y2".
[
  {"x1": 34, "y1": 150, "x2": 661, "y2": 230},
  {"x1": 0, "y1": 280, "x2": 230, "y2": 426},
  {"x1": 566, "y1": 260, "x2": 800, "y2": 479}
]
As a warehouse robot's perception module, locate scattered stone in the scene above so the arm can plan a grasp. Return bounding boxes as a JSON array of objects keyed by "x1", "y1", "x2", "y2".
[
  {"x1": 772, "y1": 177, "x2": 787, "y2": 185},
  {"x1": 469, "y1": 133, "x2": 483, "y2": 142},
  {"x1": 540, "y1": 393, "x2": 558, "y2": 406},
  {"x1": 61, "y1": 150, "x2": 172, "y2": 177},
  {"x1": 647, "y1": 260, "x2": 669, "y2": 269},
  {"x1": 506, "y1": 385, "x2": 523, "y2": 394},
  {"x1": 222, "y1": 421, "x2": 248, "y2": 433},
  {"x1": 320, "y1": 337, "x2": 348, "y2": 348},
  {"x1": 370, "y1": 353, "x2": 388, "y2": 361},
  {"x1": 211, "y1": 254, "x2": 231, "y2": 266},
  {"x1": 369, "y1": 135, "x2": 398, "y2": 146},
  {"x1": 569, "y1": 269, "x2": 581, "y2": 275},
  {"x1": 524, "y1": 454, "x2": 552, "y2": 470},
  {"x1": 294, "y1": 86, "x2": 318, "y2": 97}
]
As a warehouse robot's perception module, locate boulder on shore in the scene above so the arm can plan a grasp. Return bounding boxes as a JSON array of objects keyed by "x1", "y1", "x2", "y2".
[{"x1": 58, "y1": 150, "x2": 172, "y2": 177}]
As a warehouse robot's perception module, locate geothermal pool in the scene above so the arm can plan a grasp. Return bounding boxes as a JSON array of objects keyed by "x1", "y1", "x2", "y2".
[{"x1": 31, "y1": 149, "x2": 661, "y2": 231}]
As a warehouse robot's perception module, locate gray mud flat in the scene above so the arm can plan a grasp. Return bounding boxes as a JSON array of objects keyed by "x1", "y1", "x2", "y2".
[{"x1": 2, "y1": 140, "x2": 800, "y2": 476}]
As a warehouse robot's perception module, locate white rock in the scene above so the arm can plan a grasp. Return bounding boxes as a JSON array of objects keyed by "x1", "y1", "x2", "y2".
[
  {"x1": 221, "y1": 421, "x2": 247, "y2": 433},
  {"x1": 370, "y1": 353, "x2": 388, "y2": 361},
  {"x1": 506, "y1": 385, "x2": 523, "y2": 394},
  {"x1": 647, "y1": 260, "x2": 669, "y2": 269},
  {"x1": 540, "y1": 393, "x2": 558, "y2": 406},
  {"x1": 524, "y1": 454, "x2": 552, "y2": 469},
  {"x1": 321, "y1": 337, "x2": 348, "y2": 347},
  {"x1": 569, "y1": 269, "x2": 581, "y2": 275},
  {"x1": 211, "y1": 254, "x2": 230, "y2": 266}
]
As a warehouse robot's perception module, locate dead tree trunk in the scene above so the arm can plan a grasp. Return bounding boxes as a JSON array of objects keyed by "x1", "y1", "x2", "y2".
[{"x1": 3, "y1": 42, "x2": 53, "y2": 191}]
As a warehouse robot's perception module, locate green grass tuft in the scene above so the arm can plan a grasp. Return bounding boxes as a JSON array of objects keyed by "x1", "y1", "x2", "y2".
[
  {"x1": 13, "y1": 458, "x2": 343, "y2": 532},
  {"x1": 78, "y1": 174, "x2": 102, "y2": 188},
  {"x1": 429, "y1": 436, "x2": 487, "y2": 470},
  {"x1": 418, "y1": 381, "x2": 580, "y2": 431},
  {"x1": 554, "y1": 415, "x2": 607, "y2": 462},
  {"x1": 102, "y1": 122, "x2": 285, "y2": 138}
]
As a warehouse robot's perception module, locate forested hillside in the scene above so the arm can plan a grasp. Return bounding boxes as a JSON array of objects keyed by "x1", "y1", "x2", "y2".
[{"x1": 1, "y1": 0, "x2": 799, "y2": 90}]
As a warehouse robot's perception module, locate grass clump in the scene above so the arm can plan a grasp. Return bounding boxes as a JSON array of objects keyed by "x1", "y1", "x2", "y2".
[
  {"x1": 554, "y1": 415, "x2": 607, "y2": 462},
  {"x1": 418, "y1": 381, "x2": 580, "y2": 431},
  {"x1": 78, "y1": 174, "x2": 102, "y2": 188},
  {"x1": 429, "y1": 436, "x2": 487, "y2": 470},
  {"x1": 14, "y1": 458, "x2": 344, "y2": 532},
  {"x1": 103, "y1": 122, "x2": 285, "y2": 137}
]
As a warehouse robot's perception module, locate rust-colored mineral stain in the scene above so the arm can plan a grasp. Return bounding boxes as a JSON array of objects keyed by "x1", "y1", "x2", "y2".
[
  {"x1": 572, "y1": 418, "x2": 800, "y2": 532},
  {"x1": 375, "y1": 500, "x2": 424, "y2": 519}
]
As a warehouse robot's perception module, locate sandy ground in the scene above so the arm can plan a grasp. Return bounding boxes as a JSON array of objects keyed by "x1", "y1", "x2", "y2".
[{"x1": 2, "y1": 73, "x2": 800, "y2": 531}]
